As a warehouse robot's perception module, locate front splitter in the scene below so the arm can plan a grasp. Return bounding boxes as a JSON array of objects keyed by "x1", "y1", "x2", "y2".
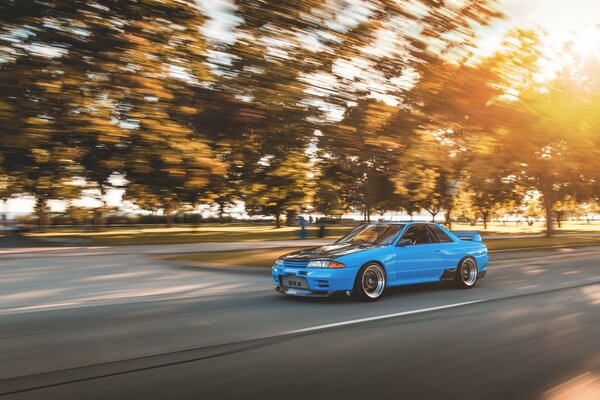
[{"x1": 275, "y1": 286, "x2": 334, "y2": 298}]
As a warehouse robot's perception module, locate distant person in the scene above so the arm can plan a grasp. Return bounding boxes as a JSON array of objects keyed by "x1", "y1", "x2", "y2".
[
  {"x1": 298, "y1": 216, "x2": 307, "y2": 239},
  {"x1": 308, "y1": 216, "x2": 313, "y2": 224}
]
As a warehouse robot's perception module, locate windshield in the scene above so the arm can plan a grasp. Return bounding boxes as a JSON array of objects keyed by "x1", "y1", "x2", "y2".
[{"x1": 335, "y1": 224, "x2": 405, "y2": 245}]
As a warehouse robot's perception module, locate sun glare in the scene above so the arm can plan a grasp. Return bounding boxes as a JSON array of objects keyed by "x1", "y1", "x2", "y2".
[
  {"x1": 567, "y1": 25, "x2": 600, "y2": 58},
  {"x1": 534, "y1": 24, "x2": 600, "y2": 82}
]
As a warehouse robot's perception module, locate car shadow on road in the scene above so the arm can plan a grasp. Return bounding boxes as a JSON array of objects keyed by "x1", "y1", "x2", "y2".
[{"x1": 276, "y1": 281, "x2": 458, "y2": 304}]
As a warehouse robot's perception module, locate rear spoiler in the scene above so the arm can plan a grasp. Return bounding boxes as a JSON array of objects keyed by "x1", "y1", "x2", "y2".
[{"x1": 454, "y1": 232, "x2": 482, "y2": 242}]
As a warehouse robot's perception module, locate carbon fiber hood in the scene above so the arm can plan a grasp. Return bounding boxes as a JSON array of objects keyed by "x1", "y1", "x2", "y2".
[{"x1": 282, "y1": 243, "x2": 380, "y2": 261}]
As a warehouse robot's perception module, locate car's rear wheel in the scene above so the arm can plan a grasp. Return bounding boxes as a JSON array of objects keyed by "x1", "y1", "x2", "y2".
[
  {"x1": 455, "y1": 257, "x2": 478, "y2": 289},
  {"x1": 353, "y1": 263, "x2": 386, "y2": 302}
]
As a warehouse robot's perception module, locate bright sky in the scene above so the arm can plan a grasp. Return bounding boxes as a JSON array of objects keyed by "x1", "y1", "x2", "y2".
[
  {"x1": 2, "y1": 0, "x2": 599, "y2": 216},
  {"x1": 478, "y1": 0, "x2": 600, "y2": 57}
]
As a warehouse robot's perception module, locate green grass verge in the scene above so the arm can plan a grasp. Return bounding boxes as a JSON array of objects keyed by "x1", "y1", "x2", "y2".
[
  {"x1": 23, "y1": 221, "x2": 600, "y2": 246},
  {"x1": 166, "y1": 247, "x2": 309, "y2": 268},
  {"x1": 485, "y1": 236, "x2": 600, "y2": 251},
  {"x1": 164, "y1": 236, "x2": 600, "y2": 268},
  {"x1": 25, "y1": 225, "x2": 355, "y2": 246}
]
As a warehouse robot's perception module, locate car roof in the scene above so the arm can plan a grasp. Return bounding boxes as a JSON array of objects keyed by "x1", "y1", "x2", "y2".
[{"x1": 373, "y1": 221, "x2": 436, "y2": 225}]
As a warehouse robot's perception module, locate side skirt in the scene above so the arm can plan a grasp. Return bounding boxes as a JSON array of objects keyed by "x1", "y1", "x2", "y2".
[{"x1": 439, "y1": 268, "x2": 457, "y2": 282}]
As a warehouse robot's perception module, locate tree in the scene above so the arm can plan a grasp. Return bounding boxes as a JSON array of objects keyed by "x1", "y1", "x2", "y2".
[
  {"x1": 111, "y1": 1, "x2": 222, "y2": 221},
  {"x1": 0, "y1": 0, "x2": 222, "y2": 225},
  {"x1": 0, "y1": 0, "x2": 509, "y2": 225},
  {"x1": 487, "y1": 30, "x2": 600, "y2": 236},
  {"x1": 220, "y1": 0, "x2": 504, "y2": 224},
  {"x1": 553, "y1": 196, "x2": 580, "y2": 228},
  {"x1": 421, "y1": 169, "x2": 449, "y2": 223},
  {"x1": 389, "y1": 47, "x2": 507, "y2": 228},
  {"x1": 453, "y1": 189, "x2": 477, "y2": 225},
  {"x1": 582, "y1": 202, "x2": 600, "y2": 222},
  {"x1": 464, "y1": 151, "x2": 521, "y2": 229},
  {"x1": 313, "y1": 167, "x2": 350, "y2": 218},
  {"x1": 317, "y1": 99, "x2": 405, "y2": 222},
  {"x1": 202, "y1": 1, "x2": 333, "y2": 226},
  {"x1": 523, "y1": 196, "x2": 543, "y2": 225},
  {"x1": 0, "y1": 0, "x2": 94, "y2": 224},
  {"x1": 394, "y1": 164, "x2": 435, "y2": 221},
  {"x1": 243, "y1": 153, "x2": 311, "y2": 228},
  {"x1": 467, "y1": 175, "x2": 519, "y2": 229}
]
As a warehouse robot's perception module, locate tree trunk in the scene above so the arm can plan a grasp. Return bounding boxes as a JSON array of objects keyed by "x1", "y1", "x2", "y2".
[
  {"x1": 35, "y1": 197, "x2": 48, "y2": 228},
  {"x1": 444, "y1": 210, "x2": 452, "y2": 230},
  {"x1": 92, "y1": 208, "x2": 104, "y2": 229},
  {"x1": 428, "y1": 210, "x2": 438, "y2": 222},
  {"x1": 482, "y1": 211, "x2": 489, "y2": 230},
  {"x1": 218, "y1": 200, "x2": 226, "y2": 220},
  {"x1": 93, "y1": 189, "x2": 107, "y2": 228},
  {"x1": 556, "y1": 211, "x2": 562, "y2": 228},
  {"x1": 274, "y1": 205, "x2": 281, "y2": 228},
  {"x1": 542, "y1": 195, "x2": 555, "y2": 237},
  {"x1": 165, "y1": 212, "x2": 174, "y2": 227}
]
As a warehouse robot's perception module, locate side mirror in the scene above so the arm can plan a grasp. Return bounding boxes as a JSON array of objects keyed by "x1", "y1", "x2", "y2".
[{"x1": 396, "y1": 239, "x2": 412, "y2": 247}]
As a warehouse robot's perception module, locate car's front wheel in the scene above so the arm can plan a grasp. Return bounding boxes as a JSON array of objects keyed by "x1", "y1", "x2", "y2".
[
  {"x1": 455, "y1": 257, "x2": 478, "y2": 289},
  {"x1": 352, "y1": 263, "x2": 386, "y2": 302}
]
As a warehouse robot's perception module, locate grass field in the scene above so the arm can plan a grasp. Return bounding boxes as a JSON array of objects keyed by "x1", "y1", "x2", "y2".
[
  {"x1": 25, "y1": 224, "x2": 354, "y2": 246},
  {"x1": 165, "y1": 235, "x2": 600, "y2": 268},
  {"x1": 166, "y1": 247, "x2": 310, "y2": 268},
  {"x1": 23, "y1": 220, "x2": 600, "y2": 246}
]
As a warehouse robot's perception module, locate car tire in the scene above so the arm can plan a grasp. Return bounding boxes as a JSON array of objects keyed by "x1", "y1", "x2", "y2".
[
  {"x1": 352, "y1": 263, "x2": 386, "y2": 302},
  {"x1": 455, "y1": 257, "x2": 478, "y2": 289}
]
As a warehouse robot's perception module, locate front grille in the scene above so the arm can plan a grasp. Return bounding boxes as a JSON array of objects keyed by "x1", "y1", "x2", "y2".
[
  {"x1": 281, "y1": 275, "x2": 309, "y2": 289},
  {"x1": 282, "y1": 260, "x2": 308, "y2": 268}
]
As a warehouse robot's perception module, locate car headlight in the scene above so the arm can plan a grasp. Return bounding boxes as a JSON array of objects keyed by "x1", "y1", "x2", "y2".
[
  {"x1": 307, "y1": 260, "x2": 345, "y2": 269},
  {"x1": 275, "y1": 258, "x2": 284, "y2": 266},
  {"x1": 307, "y1": 260, "x2": 330, "y2": 268}
]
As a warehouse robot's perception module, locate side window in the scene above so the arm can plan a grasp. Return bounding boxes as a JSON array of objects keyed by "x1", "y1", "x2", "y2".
[
  {"x1": 428, "y1": 225, "x2": 453, "y2": 243},
  {"x1": 402, "y1": 225, "x2": 436, "y2": 245}
]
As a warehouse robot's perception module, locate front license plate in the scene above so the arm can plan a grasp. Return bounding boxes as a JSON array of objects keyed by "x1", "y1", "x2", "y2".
[{"x1": 282, "y1": 275, "x2": 308, "y2": 289}]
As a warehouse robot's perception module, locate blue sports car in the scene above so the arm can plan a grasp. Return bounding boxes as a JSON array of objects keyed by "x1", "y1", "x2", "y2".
[{"x1": 272, "y1": 222, "x2": 488, "y2": 301}]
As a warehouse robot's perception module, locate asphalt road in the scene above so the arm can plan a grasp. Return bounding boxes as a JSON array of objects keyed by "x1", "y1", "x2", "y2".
[{"x1": 0, "y1": 245, "x2": 599, "y2": 399}]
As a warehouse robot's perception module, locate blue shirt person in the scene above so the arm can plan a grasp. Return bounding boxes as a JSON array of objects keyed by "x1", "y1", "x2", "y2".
[{"x1": 298, "y1": 216, "x2": 307, "y2": 239}]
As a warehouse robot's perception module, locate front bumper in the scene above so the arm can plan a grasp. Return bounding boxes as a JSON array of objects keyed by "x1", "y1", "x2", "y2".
[
  {"x1": 275, "y1": 286, "x2": 334, "y2": 297},
  {"x1": 272, "y1": 265, "x2": 357, "y2": 295}
]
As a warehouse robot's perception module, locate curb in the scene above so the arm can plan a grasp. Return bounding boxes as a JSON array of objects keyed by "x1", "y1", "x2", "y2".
[
  {"x1": 162, "y1": 242, "x2": 600, "y2": 275},
  {"x1": 489, "y1": 242, "x2": 600, "y2": 253}
]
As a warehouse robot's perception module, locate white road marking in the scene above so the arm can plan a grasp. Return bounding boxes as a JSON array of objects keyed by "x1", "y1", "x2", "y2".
[
  {"x1": 544, "y1": 372, "x2": 591, "y2": 394},
  {"x1": 284, "y1": 300, "x2": 483, "y2": 334}
]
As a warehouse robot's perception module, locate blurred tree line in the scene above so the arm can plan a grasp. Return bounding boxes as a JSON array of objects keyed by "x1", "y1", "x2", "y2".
[{"x1": 1, "y1": 0, "x2": 599, "y2": 235}]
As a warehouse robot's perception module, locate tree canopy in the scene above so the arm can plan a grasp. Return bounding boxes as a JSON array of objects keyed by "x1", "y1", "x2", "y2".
[{"x1": 1, "y1": 1, "x2": 599, "y2": 234}]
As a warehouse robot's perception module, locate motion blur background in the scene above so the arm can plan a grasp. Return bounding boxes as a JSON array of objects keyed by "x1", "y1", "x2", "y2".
[
  {"x1": 1, "y1": 0, "x2": 600, "y2": 237},
  {"x1": 1, "y1": 3, "x2": 600, "y2": 399}
]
